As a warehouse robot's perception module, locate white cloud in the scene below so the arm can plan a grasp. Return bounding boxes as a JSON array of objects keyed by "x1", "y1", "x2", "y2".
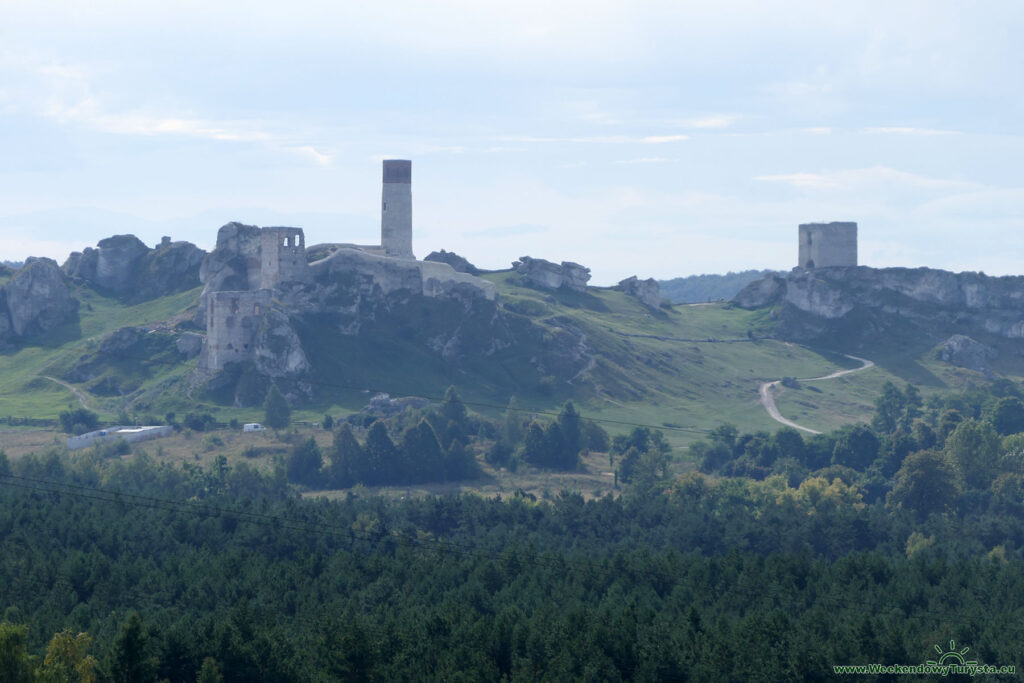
[
  {"x1": 615, "y1": 157, "x2": 675, "y2": 164},
  {"x1": 290, "y1": 146, "x2": 333, "y2": 166},
  {"x1": 498, "y1": 134, "x2": 687, "y2": 144},
  {"x1": 43, "y1": 95, "x2": 274, "y2": 142},
  {"x1": 641, "y1": 134, "x2": 689, "y2": 143},
  {"x1": 754, "y1": 166, "x2": 982, "y2": 193},
  {"x1": 864, "y1": 126, "x2": 961, "y2": 136}
]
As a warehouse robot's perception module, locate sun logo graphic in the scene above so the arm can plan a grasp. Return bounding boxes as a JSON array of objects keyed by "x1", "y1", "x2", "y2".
[{"x1": 926, "y1": 640, "x2": 978, "y2": 668}]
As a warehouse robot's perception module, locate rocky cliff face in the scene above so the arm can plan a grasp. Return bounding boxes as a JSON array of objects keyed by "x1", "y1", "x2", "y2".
[
  {"x1": 734, "y1": 266, "x2": 1024, "y2": 363},
  {"x1": 194, "y1": 222, "x2": 263, "y2": 326},
  {"x1": 63, "y1": 234, "x2": 205, "y2": 302},
  {"x1": 512, "y1": 256, "x2": 590, "y2": 292},
  {"x1": 0, "y1": 257, "x2": 79, "y2": 343},
  {"x1": 277, "y1": 248, "x2": 503, "y2": 364},
  {"x1": 199, "y1": 223, "x2": 263, "y2": 293},
  {"x1": 251, "y1": 310, "x2": 311, "y2": 377}
]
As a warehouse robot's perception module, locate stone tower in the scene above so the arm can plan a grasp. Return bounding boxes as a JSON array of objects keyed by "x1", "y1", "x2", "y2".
[
  {"x1": 259, "y1": 227, "x2": 308, "y2": 289},
  {"x1": 200, "y1": 289, "x2": 272, "y2": 371},
  {"x1": 381, "y1": 159, "x2": 414, "y2": 259},
  {"x1": 798, "y1": 222, "x2": 857, "y2": 269}
]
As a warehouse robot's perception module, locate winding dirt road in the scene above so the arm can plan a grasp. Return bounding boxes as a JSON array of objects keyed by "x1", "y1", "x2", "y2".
[
  {"x1": 758, "y1": 354, "x2": 875, "y2": 434},
  {"x1": 43, "y1": 376, "x2": 92, "y2": 411}
]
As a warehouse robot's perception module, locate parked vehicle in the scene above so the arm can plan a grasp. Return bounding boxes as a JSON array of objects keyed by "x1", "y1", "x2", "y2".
[{"x1": 243, "y1": 423, "x2": 266, "y2": 432}]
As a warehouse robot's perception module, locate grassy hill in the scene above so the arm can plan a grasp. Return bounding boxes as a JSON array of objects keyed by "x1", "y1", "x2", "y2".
[
  {"x1": 0, "y1": 270, "x2": 996, "y2": 451},
  {"x1": 659, "y1": 269, "x2": 780, "y2": 303}
]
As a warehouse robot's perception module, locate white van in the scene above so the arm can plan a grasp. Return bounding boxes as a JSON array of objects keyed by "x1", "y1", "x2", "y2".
[{"x1": 243, "y1": 423, "x2": 266, "y2": 432}]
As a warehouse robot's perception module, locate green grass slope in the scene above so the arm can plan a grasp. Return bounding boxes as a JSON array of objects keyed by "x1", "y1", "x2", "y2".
[
  {"x1": 0, "y1": 272, "x2": 985, "y2": 447},
  {"x1": 0, "y1": 285, "x2": 203, "y2": 420}
]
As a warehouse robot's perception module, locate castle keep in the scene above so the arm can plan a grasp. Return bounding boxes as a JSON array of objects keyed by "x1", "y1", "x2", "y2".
[{"x1": 798, "y1": 222, "x2": 857, "y2": 269}]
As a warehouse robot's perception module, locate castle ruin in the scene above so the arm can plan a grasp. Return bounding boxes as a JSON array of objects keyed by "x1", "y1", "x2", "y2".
[
  {"x1": 260, "y1": 227, "x2": 308, "y2": 289},
  {"x1": 199, "y1": 159, "x2": 495, "y2": 374},
  {"x1": 798, "y1": 222, "x2": 857, "y2": 269},
  {"x1": 203, "y1": 289, "x2": 272, "y2": 371}
]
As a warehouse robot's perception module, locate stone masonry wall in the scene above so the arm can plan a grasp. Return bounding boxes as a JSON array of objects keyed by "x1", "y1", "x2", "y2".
[
  {"x1": 259, "y1": 227, "x2": 308, "y2": 289},
  {"x1": 798, "y1": 222, "x2": 857, "y2": 269},
  {"x1": 200, "y1": 289, "x2": 272, "y2": 371}
]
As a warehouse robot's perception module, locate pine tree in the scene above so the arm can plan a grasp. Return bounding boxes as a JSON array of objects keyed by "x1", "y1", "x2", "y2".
[
  {"x1": 0, "y1": 621, "x2": 37, "y2": 683},
  {"x1": 557, "y1": 401, "x2": 583, "y2": 459},
  {"x1": 401, "y1": 419, "x2": 444, "y2": 483},
  {"x1": 263, "y1": 384, "x2": 291, "y2": 430},
  {"x1": 441, "y1": 385, "x2": 468, "y2": 427},
  {"x1": 364, "y1": 421, "x2": 399, "y2": 485},
  {"x1": 330, "y1": 424, "x2": 362, "y2": 487},
  {"x1": 520, "y1": 422, "x2": 546, "y2": 466},
  {"x1": 106, "y1": 612, "x2": 157, "y2": 683},
  {"x1": 287, "y1": 437, "x2": 324, "y2": 487}
]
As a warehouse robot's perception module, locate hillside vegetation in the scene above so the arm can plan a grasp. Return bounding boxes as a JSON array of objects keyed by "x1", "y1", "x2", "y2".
[
  {"x1": 659, "y1": 269, "x2": 779, "y2": 303},
  {"x1": 0, "y1": 264, "x2": 1007, "y2": 451}
]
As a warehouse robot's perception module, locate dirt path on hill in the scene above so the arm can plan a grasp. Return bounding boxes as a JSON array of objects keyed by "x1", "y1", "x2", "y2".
[
  {"x1": 758, "y1": 354, "x2": 875, "y2": 434},
  {"x1": 43, "y1": 376, "x2": 92, "y2": 411}
]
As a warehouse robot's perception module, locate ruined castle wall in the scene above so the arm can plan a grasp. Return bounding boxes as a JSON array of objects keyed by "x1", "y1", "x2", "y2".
[
  {"x1": 798, "y1": 222, "x2": 857, "y2": 269},
  {"x1": 311, "y1": 248, "x2": 496, "y2": 301},
  {"x1": 381, "y1": 160, "x2": 414, "y2": 259},
  {"x1": 200, "y1": 289, "x2": 272, "y2": 371},
  {"x1": 259, "y1": 227, "x2": 308, "y2": 289}
]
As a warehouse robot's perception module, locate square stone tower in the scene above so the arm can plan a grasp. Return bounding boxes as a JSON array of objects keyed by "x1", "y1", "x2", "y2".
[
  {"x1": 200, "y1": 289, "x2": 272, "y2": 371},
  {"x1": 381, "y1": 159, "x2": 414, "y2": 259},
  {"x1": 259, "y1": 227, "x2": 308, "y2": 288},
  {"x1": 798, "y1": 222, "x2": 857, "y2": 269}
]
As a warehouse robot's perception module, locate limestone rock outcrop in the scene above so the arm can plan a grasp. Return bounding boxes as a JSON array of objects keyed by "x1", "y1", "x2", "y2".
[
  {"x1": 195, "y1": 223, "x2": 265, "y2": 327},
  {"x1": 3, "y1": 257, "x2": 79, "y2": 340},
  {"x1": 199, "y1": 223, "x2": 264, "y2": 293},
  {"x1": 251, "y1": 310, "x2": 310, "y2": 378},
  {"x1": 424, "y1": 249, "x2": 480, "y2": 275},
  {"x1": 65, "y1": 325, "x2": 186, "y2": 393},
  {"x1": 512, "y1": 256, "x2": 590, "y2": 292},
  {"x1": 135, "y1": 240, "x2": 205, "y2": 301},
  {"x1": 175, "y1": 332, "x2": 204, "y2": 359},
  {"x1": 937, "y1": 335, "x2": 996, "y2": 375},
  {"x1": 63, "y1": 234, "x2": 205, "y2": 302},
  {"x1": 734, "y1": 266, "x2": 1024, "y2": 358},
  {"x1": 617, "y1": 276, "x2": 663, "y2": 309},
  {"x1": 308, "y1": 248, "x2": 496, "y2": 307}
]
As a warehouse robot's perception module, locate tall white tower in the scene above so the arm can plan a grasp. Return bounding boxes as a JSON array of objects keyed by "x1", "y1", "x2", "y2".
[{"x1": 381, "y1": 159, "x2": 414, "y2": 259}]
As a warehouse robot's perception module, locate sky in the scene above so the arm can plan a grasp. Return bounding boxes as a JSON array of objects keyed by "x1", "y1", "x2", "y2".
[{"x1": 1, "y1": 1, "x2": 1023, "y2": 285}]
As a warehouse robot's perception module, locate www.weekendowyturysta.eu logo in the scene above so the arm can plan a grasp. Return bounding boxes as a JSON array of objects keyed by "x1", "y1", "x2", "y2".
[
  {"x1": 833, "y1": 640, "x2": 1015, "y2": 676},
  {"x1": 926, "y1": 640, "x2": 977, "y2": 668}
]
